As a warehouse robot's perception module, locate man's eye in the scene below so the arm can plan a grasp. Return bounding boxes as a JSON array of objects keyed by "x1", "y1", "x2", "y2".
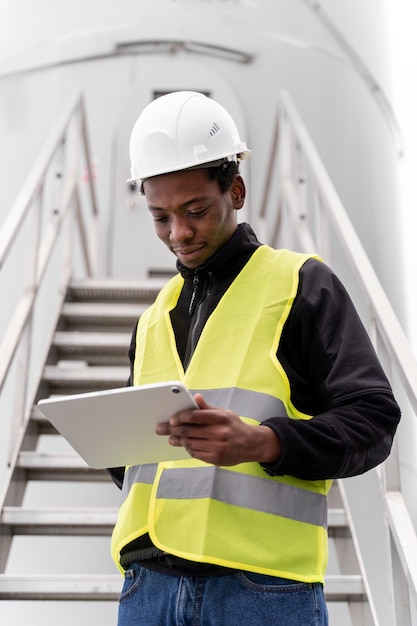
[{"x1": 189, "y1": 207, "x2": 207, "y2": 217}]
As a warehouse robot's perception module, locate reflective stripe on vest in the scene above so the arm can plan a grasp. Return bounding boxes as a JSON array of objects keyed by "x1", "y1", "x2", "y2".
[
  {"x1": 188, "y1": 387, "x2": 286, "y2": 422},
  {"x1": 121, "y1": 464, "x2": 157, "y2": 500},
  {"x1": 123, "y1": 464, "x2": 328, "y2": 529},
  {"x1": 111, "y1": 246, "x2": 330, "y2": 582}
]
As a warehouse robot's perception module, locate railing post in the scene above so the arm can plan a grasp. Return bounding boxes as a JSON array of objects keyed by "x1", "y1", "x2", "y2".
[{"x1": 258, "y1": 106, "x2": 280, "y2": 245}]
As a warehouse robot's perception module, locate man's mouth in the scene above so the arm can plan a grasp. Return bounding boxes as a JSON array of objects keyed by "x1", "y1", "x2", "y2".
[{"x1": 173, "y1": 245, "x2": 204, "y2": 257}]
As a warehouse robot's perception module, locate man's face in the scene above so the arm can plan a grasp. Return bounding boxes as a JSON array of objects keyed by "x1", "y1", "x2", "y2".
[{"x1": 143, "y1": 168, "x2": 245, "y2": 269}]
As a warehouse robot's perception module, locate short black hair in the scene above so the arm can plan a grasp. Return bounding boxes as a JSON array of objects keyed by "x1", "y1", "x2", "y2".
[
  {"x1": 139, "y1": 160, "x2": 240, "y2": 195},
  {"x1": 207, "y1": 160, "x2": 240, "y2": 193}
]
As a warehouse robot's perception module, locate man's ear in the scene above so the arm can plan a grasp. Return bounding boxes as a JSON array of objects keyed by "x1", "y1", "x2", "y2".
[{"x1": 231, "y1": 175, "x2": 246, "y2": 210}]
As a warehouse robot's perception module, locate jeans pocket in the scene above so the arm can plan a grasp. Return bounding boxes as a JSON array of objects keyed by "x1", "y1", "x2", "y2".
[
  {"x1": 237, "y1": 571, "x2": 312, "y2": 593},
  {"x1": 119, "y1": 566, "x2": 146, "y2": 602},
  {"x1": 234, "y1": 573, "x2": 327, "y2": 625}
]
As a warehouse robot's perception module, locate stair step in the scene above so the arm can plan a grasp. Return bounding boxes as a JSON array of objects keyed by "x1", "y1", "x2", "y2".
[
  {"x1": 67, "y1": 278, "x2": 168, "y2": 303},
  {"x1": 327, "y1": 508, "x2": 349, "y2": 536},
  {"x1": 0, "y1": 574, "x2": 365, "y2": 601},
  {"x1": 0, "y1": 574, "x2": 121, "y2": 600},
  {"x1": 51, "y1": 331, "x2": 131, "y2": 365},
  {"x1": 42, "y1": 364, "x2": 130, "y2": 392},
  {"x1": 325, "y1": 575, "x2": 366, "y2": 602},
  {"x1": 60, "y1": 302, "x2": 146, "y2": 330},
  {"x1": 53, "y1": 331, "x2": 131, "y2": 351},
  {"x1": 17, "y1": 452, "x2": 109, "y2": 481},
  {"x1": 1, "y1": 507, "x2": 117, "y2": 535}
]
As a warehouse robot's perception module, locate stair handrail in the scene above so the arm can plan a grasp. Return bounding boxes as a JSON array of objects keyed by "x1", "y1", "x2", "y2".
[
  {"x1": 0, "y1": 92, "x2": 99, "y2": 484},
  {"x1": 259, "y1": 90, "x2": 417, "y2": 625},
  {"x1": 0, "y1": 94, "x2": 98, "y2": 275}
]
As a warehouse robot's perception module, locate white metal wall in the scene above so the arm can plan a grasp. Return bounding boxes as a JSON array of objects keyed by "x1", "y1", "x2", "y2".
[{"x1": 0, "y1": 1, "x2": 404, "y2": 311}]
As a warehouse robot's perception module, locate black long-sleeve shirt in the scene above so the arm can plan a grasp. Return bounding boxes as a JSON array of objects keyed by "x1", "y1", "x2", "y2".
[{"x1": 109, "y1": 222, "x2": 400, "y2": 486}]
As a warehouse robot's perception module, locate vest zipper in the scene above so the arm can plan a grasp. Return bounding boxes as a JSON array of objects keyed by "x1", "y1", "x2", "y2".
[
  {"x1": 185, "y1": 271, "x2": 212, "y2": 368},
  {"x1": 188, "y1": 271, "x2": 200, "y2": 316}
]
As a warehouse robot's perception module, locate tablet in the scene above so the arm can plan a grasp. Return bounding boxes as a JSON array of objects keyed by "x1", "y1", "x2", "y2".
[{"x1": 37, "y1": 381, "x2": 198, "y2": 468}]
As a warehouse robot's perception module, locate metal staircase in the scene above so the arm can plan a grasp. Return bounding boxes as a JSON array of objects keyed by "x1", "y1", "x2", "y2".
[
  {"x1": 0, "y1": 278, "x2": 164, "y2": 602},
  {"x1": 1, "y1": 91, "x2": 417, "y2": 625},
  {"x1": 0, "y1": 276, "x2": 377, "y2": 624}
]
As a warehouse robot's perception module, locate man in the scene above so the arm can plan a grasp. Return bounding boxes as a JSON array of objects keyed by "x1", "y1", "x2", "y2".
[{"x1": 108, "y1": 91, "x2": 400, "y2": 626}]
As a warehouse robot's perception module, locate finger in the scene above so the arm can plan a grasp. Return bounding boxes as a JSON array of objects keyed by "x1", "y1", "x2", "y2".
[
  {"x1": 168, "y1": 398, "x2": 209, "y2": 426},
  {"x1": 170, "y1": 409, "x2": 221, "y2": 427},
  {"x1": 155, "y1": 421, "x2": 170, "y2": 435},
  {"x1": 194, "y1": 393, "x2": 211, "y2": 410}
]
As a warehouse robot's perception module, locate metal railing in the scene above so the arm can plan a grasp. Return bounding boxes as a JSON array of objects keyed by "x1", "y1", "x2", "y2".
[
  {"x1": 260, "y1": 90, "x2": 417, "y2": 626},
  {"x1": 0, "y1": 93, "x2": 99, "y2": 501}
]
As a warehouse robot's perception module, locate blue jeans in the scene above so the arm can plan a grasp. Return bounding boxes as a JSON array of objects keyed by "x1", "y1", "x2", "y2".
[{"x1": 117, "y1": 564, "x2": 328, "y2": 626}]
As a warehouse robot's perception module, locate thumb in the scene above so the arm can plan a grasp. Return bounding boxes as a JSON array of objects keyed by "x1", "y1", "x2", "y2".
[{"x1": 193, "y1": 392, "x2": 212, "y2": 410}]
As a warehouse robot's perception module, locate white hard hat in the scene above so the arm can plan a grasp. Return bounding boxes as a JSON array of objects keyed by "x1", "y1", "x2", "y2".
[{"x1": 128, "y1": 91, "x2": 251, "y2": 183}]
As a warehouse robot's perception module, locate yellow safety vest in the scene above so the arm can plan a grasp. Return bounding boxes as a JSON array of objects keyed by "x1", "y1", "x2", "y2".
[{"x1": 111, "y1": 246, "x2": 331, "y2": 583}]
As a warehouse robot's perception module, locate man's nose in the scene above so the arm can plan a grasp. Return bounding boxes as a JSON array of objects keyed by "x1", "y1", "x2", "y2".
[{"x1": 170, "y1": 217, "x2": 194, "y2": 242}]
